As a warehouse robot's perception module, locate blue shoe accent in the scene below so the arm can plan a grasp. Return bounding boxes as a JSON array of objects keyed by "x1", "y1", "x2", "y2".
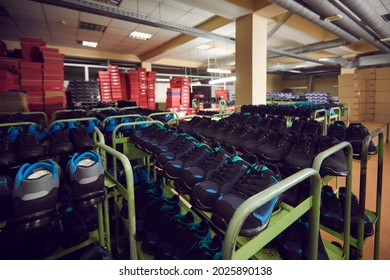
[
  {"x1": 85, "y1": 120, "x2": 98, "y2": 134},
  {"x1": 7, "y1": 126, "x2": 22, "y2": 143},
  {"x1": 15, "y1": 160, "x2": 58, "y2": 188},
  {"x1": 69, "y1": 151, "x2": 102, "y2": 174},
  {"x1": 66, "y1": 121, "x2": 77, "y2": 133},
  {"x1": 28, "y1": 124, "x2": 47, "y2": 141},
  {"x1": 104, "y1": 119, "x2": 117, "y2": 134}
]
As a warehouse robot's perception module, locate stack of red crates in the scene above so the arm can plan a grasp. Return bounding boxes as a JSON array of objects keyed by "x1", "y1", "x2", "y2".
[
  {"x1": 98, "y1": 71, "x2": 111, "y2": 102},
  {"x1": 40, "y1": 46, "x2": 65, "y2": 117},
  {"x1": 215, "y1": 89, "x2": 228, "y2": 108},
  {"x1": 0, "y1": 68, "x2": 20, "y2": 93},
  {"x1": 108, "y1": 65, "x2": 122, "y2": 101},
  {"x1": 120, "y1": 72, "x2": 129, "y2": 100},
  {"x1": 138, "y1": 68, "x2": 148, "y2": 108},
  {"x1": 20, "y1": 61, "x2": 44, "y2": 112},
  {"x1": 128, "y1": 70, "x2": 140, "y2": 105},
  {"x1": 147, "y1": 71, "x2": 156, "y2": 109},
  {"x1": 20, "y1": 37, "x2": 45, "y2": 62},
  {"x1": 166, "y1": 88, "x2": 181, "y2": 110},
  {"x1": 125, "y1": 68, "x2": 156, "y2": 109},
  {"x1": 169, "y1": 77, "x2": 190, "y2": 109}
]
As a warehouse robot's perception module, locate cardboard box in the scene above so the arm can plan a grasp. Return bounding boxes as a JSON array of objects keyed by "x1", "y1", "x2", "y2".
[
  {"x1": 375, "y1": 91, "x2": 390, "y2": 103},
  {"x1": 374, "y1": 103, "x2": 390, "y2": 114},
  {"x1": 375, "y1": 79, "x2": 390, "y2": 90},
  {"x1": 0, "y1": 91, "x2": 29, "y2": 112},
  {"x1": 376, "y1": 67, "x2": 390, "y2": 80},
  {"x1": 374, "y1": 114, "x2": 390, "y2": 123}
]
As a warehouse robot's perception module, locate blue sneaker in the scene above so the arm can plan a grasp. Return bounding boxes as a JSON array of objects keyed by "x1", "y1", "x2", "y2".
[
  {"x1": 12, "y1": 160, "x2": 60, "y2": 231},
  {"x1": 211, "y1": 165, "x2": 281, "y2": 237},
  {"x1": 65, "y1": 151, "x2": 105, "y2": 206}
]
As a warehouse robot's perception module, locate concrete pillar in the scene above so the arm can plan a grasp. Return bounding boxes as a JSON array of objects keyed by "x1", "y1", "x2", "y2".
[{"x1": 235, "y1": 13, "x2": 268, "y2": 105}]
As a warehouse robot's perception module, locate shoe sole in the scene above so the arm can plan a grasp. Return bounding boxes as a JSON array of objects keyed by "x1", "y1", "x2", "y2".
[
  {"x1": 190, "y1": 196, "x2": 213, "y2": 212},
  {"x1": 320, "y1": 166, "x2": 349, "y2": 177}
]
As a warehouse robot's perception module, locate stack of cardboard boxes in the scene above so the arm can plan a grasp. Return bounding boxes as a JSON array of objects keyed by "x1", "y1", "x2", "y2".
[
  {"x1": 374, "y1": 67, "x2": 390, "y2": 123},
  {"x1": 338, "y1": 70, "x2": 374, "y2": 122},
  {"x1": 108, "y1": 65, "x2": 122, "y2": 101},
  {"x1": 338, "y1": 67, "x2": 390, "y2": 123},
  {"x1": 147, "y1": 71, "x2": 156, "y2": 109}
]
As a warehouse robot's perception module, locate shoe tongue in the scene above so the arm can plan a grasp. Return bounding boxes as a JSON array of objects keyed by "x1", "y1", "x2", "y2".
[
  {"x1": 77, "y1": 158, "x2": 96, "y2": 167},
  {"x1": 27, "y1": 169, "x2": 51, "y2": 179}
]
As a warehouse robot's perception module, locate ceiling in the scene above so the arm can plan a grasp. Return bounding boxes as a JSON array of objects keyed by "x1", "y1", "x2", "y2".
[{"x1": 0, "y1": 0, "x2": 390, "y2": 78}]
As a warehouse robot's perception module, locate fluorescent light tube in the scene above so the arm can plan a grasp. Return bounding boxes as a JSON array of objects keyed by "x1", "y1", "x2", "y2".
[
  {"x1": 207, "y1": 68, "x2": 232, "y2": 74},
  {"x1": 81, "y1": 41, "x2": 98, "y2": 48},
  {"x1": 209, "y1": 76, "x2": 236, "y2": 85}
]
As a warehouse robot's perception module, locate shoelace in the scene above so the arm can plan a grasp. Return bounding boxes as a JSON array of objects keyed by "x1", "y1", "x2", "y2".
[
  {"x1": 231, "y1": 169, "x2": 277, "y2": 199},
  {"x1": 180, "y1": 145, "x2": 204, "y2": 161},
  {"x1": 49, "y1": 129, "x2": 68, "y2": 143},
  {"x1": 211, "y1": 160, "x2": 239, "y2": 182},
  {"x1": 267, "y1": 133, "x2": 290, "y2": 147},
  {"x1": 199, "y1": 150, "x2": 224, "y2": 169},
  {"x1": 16, "y1": 133, "x2": 40, "y2": 146},
  {"x1": 170, "y1": 138, "x2": 194, "y2": 153},
  {"x1": 291, "y1": 137, "x2": 314, "y2": 155}
]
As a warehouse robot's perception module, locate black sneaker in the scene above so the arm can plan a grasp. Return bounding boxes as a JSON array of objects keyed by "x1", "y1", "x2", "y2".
[
  {"x1": 0, "y1": 134, "x2": 17, "y2": 167},
  {"x1": 239, "y1": 128, "x2": 275, "y2": 154},
  {"x1": 178, "y1": 116, "x2": 203, "y2": 134},
  {"x1": 12, "y1": 160, "x2": 59, "y2": 231},
  {"x1": 320, "y1": 185, "x2": 344, "y2": 232},
  {"x1": 15, "y1": 133, "x2": 46, "y2": 162},
  {"x1": 176, "y1": 144, "x2": 236, "y2": 194},
  {"x1": 187, "y1": 235, "x2": 223, "y2": 260},
  {"x1": 155, "y1": 136, "x2": 199, "y2": 168},
  {"x1": 0, "y1": 175, "x2": 13, "y2": 221},
  {"x1": 46, "y1": 124, "x2": 74, "y2": 157},
  {"x1": 256, "y1": 132, "x2": 294, "y2": 162},
  {"x1": 284, "y1": 136, "x2": 316, "y2": 173},
  {"x1": 316, "y1": 136, "x2": 350, "y2": 177},
  {"x1": 327, "y1": 121, "x2": 346, "y2": 142},
  {"x1": 144, "y1": 129, "x2": 178, "y2": 154},
  {"x1": 65, "y1": 151, "x2": 105, "y2": 206},
  {"x1": 211, "y1": 165, "x2": 281, "y2": 237},
  {"x1": 277, "y1": 221, "x2": 304, "y2": 260},
  {"x1": 190, "y1": 154, "x2": 259, "y2": 211},
  {"x1": 142, "y1": 212, "x2": 194, "y2": 256},
  {"x1": 68, "y1": 125, "x2": 94, "y2": 152},
  {"x1": 298, "y1": 214, "x2": 329, "y2": 260},
  {"x1": 346, "y1": 123, "x2": 377, "y2": 156},
  {"x1": 288, "y1": 118, "x2": 307, "y2": 136},
  {"x1": 338, "y1": 187, "x2": 374, "y2": 238},
  {"x1": 58, "y1": 206, "x2": 89, "y2": 248},
  {"x1": 302, "y1": 120, "x2": 323, "y2": 139},
  {"x1": 136, "y1": 202, "x2": 181, "y2": 241},
  {"x1": 270, "y1": 116, "x2": 287, "y2": 132},
  {"x1": 163, "y1": 143, "x2": 213, "y2": 179},
  {"x1": 172, "y1": 220, "x2": 211, "y2": 260}
]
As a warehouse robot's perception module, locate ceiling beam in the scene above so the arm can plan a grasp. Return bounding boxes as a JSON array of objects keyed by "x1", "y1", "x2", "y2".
[{"x1": 140, "y1": 16, "x2": 232, "y2": 62}]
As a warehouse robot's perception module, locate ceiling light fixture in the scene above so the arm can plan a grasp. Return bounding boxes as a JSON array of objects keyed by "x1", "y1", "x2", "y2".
[
  {"x1": 207, "y1": 68, "x2": 232, "y2": 74},
  {"x1": 80, "y1": 40, "x2": 98, "y2": 48},
  {"x1": 196, "y1": 44, "x2": 213, "y2": 50},
  {"x1": 380, "y1": 37, "x2": 390, "y2": 42},
  {"x1": 209, "y1": 76, "x2": 236, "y2": 85},
  {"x1": 129, "y1": 31, "x2": 153, "y2": 40},
  {"x1": 324, "y1": 14, "x2": 343, "y2": 22}
]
